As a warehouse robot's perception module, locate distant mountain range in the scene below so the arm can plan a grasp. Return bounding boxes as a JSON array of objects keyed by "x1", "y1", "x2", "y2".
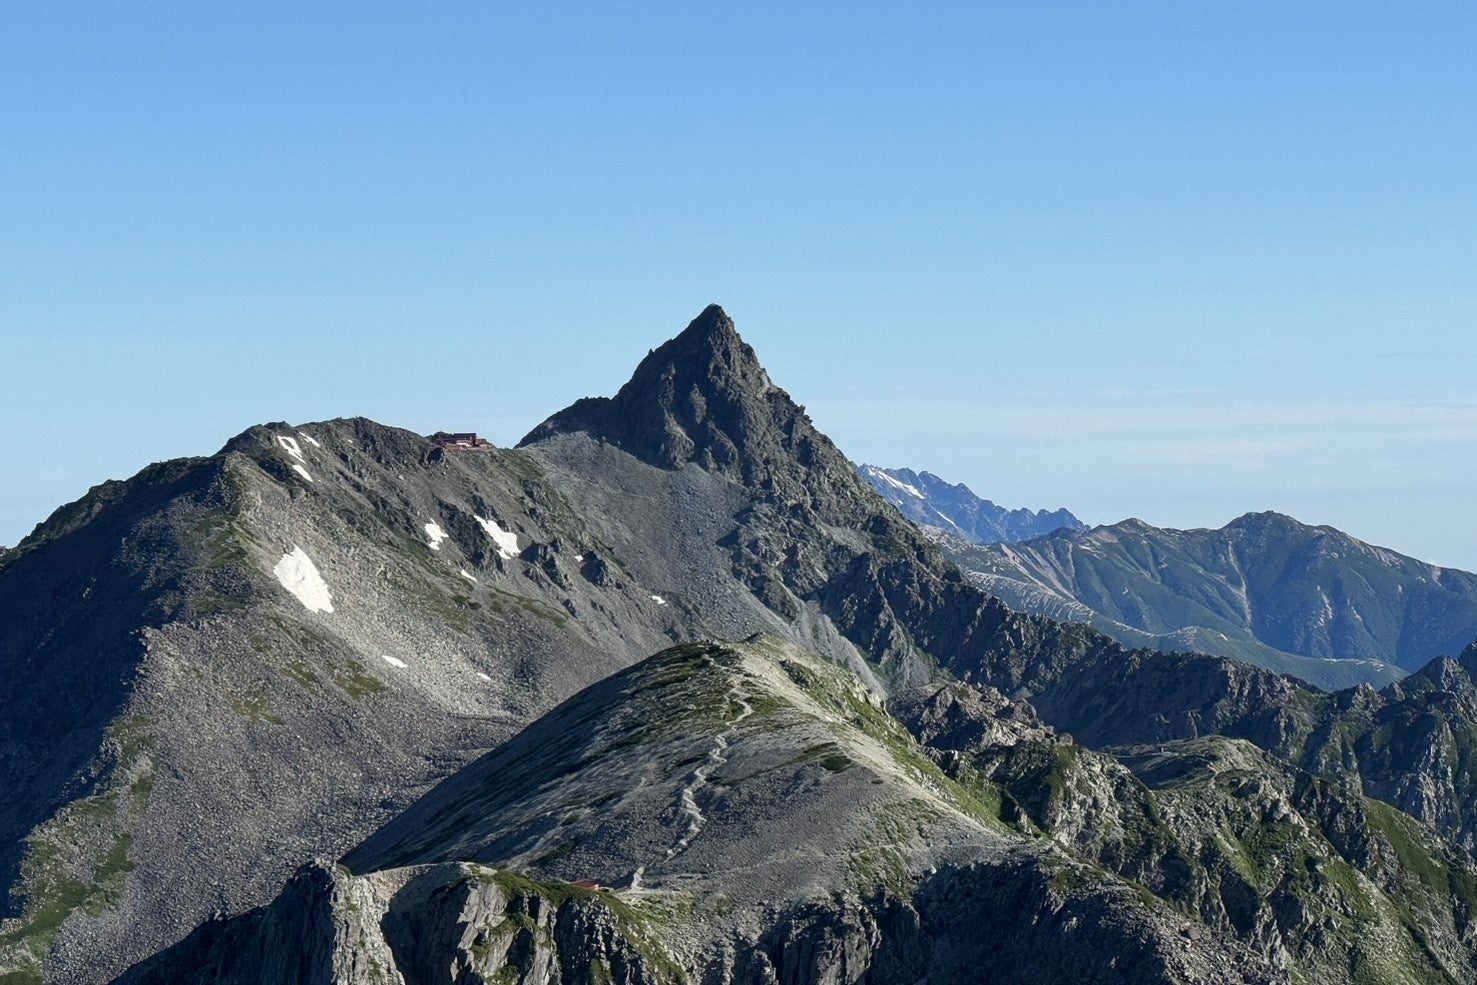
[
  {"x1": 941, "y1": 512, "x2": 1477, "y2": 690},
  {"x1": 856, "y1": 464, "x2": 1084, "y2": 544},
  {"x1": 853, "y1": 465, "x2": 1474, "y2": 690},
  {"x1": 9, "y1": 306, "x2": 1477, "y2": 983}
]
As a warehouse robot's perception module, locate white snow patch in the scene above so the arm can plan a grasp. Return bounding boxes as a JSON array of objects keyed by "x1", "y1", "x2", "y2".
[
  {"x1": 459, "y1": 568, "x2": 478, "y2": 583},
  {"x1": 650, "y1": 594, "x2": 667, "y2": 605},
  {"x1": 381, "y1": 655, "x2": 407, "y2": 669},
  {"x1": 298, "y1": 431, "x2": 321, "y2": 448},
  {"x1": 475, "y1": 516, "x2": 520, "y2": 559},
  {"x1": 574, "y1": 554, "x2": 584, "y2": 562},
  {"x1": 867, "y1": 467, "x2": 924, "y2": 500},
  {"x1": 276, "y1": 435, "x2": 306, "y2": 463},
  {"x1": 273, "y1": 547, "x2": 333, "y2": 613},
  {"x1": 425, "y1": 522, "x2": 448, "y2": 551},
  {"x1": 476, "y1": 671, "x2": 492, "y2": 682},
  {"x1": 292, "y1": 464, "x2": 314, "y2": 483}
]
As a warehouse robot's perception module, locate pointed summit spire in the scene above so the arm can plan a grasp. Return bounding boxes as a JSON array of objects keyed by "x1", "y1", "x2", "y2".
[
  {"x1": 520, "y1": 303, "x2": 777, "y2": 473},
  {"x1": 683, "y1": 302, "x2": 736, "y2": 337},
  {"x1": 666, "y1": 303, "x2": 744, "y2": 359},
  {"x1": 636, "y1": 303, "x2": 759, "y2": 397},
  {"x1": 518, "y1": 305, "x2": 871, "y2": 519}
]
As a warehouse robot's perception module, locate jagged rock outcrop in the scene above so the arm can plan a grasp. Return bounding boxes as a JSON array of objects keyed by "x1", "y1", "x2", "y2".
[
  {"x1": 889, "y1": 680, "x2": 1058, "y2": 753},
  {"x1": 1022, "y1": 637, "x2": 1477, "y2": 861},
  {"x1": 119, "y1": 862, "x2": 670, "y2": 985},
  {"x1": 896, "y1": 677, "x2": 1477, "y2": 983}
]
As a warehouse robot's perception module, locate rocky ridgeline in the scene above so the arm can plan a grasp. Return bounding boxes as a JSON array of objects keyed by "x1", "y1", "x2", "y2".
[
  {"x1": 4, "y1": 306, "x2": 1477, "y2": 983},
  {"x1": 112, "y1": 641, "x2": 1264, "y2": 983},
  {"x1": 122, "y1": 640, "x2": 1477, "y2": 983}
]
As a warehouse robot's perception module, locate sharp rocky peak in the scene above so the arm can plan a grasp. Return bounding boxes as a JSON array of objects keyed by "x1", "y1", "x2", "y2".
[
  {"x1": 655, "y1": 302, "x2": 752, "y2": 368},
  {"x1": 520, "y1": 306, "x2": 867, "y2": 511},
  {"x1": 614, "y1": 303, "x2": 776, "y2": 428}
]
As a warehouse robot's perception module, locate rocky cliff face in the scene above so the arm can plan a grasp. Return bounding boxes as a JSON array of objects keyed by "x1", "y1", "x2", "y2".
[
  {"x1": 947, "y1": 512, "x2": 1477, "y2": 688},
  {"x1": 895, "y1": 680, "x2": 1477, "y2": 983},
  {"x1": 856, "y1": 464, "x2": 1084, "y2": 544},
  {"x1": 120, "y1": 862, "x2": 672, "y2": 985}
]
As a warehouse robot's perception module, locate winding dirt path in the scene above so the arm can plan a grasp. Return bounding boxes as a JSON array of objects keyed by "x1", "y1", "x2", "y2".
[{"x1": 664, "y1": 682, "x2": 754, "y2": 861}]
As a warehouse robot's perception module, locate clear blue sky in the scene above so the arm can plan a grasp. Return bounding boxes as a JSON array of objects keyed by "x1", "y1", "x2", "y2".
[{"x1": 3, "y1": 3, "x2": 1474, "y2": 567}]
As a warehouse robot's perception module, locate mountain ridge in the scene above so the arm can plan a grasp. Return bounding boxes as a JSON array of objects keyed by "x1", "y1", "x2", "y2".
[
  {"x1": 939, "y1": 508, "x2": 1477, "y2": 689},
  {"x1": 6, "y1": 308, "x2": 1097, "y2": 980},
  {"x1": 124, "y1": 638, "x2": 1477, "y2": 984},
  {"x1": 856, "y1": 464, "x2": 1085, "y2": 544},
  {"x1": 6, "y1": 306, "x2": 1477, "y2": 983}
]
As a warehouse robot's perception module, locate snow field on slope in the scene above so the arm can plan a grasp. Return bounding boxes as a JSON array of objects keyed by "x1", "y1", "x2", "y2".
[
  {"x1": 474, "y1": 515, "x2": 520, "y2": 559},
  {"x1": 277, "y1": 435, "x2": 306, "y2": 463},
  {"x1": 867, "y1": 466, "x2": 924, "y2": 499},
  {"x1": 273, "y1": 547, "x2": 334, "y2": 613}
]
